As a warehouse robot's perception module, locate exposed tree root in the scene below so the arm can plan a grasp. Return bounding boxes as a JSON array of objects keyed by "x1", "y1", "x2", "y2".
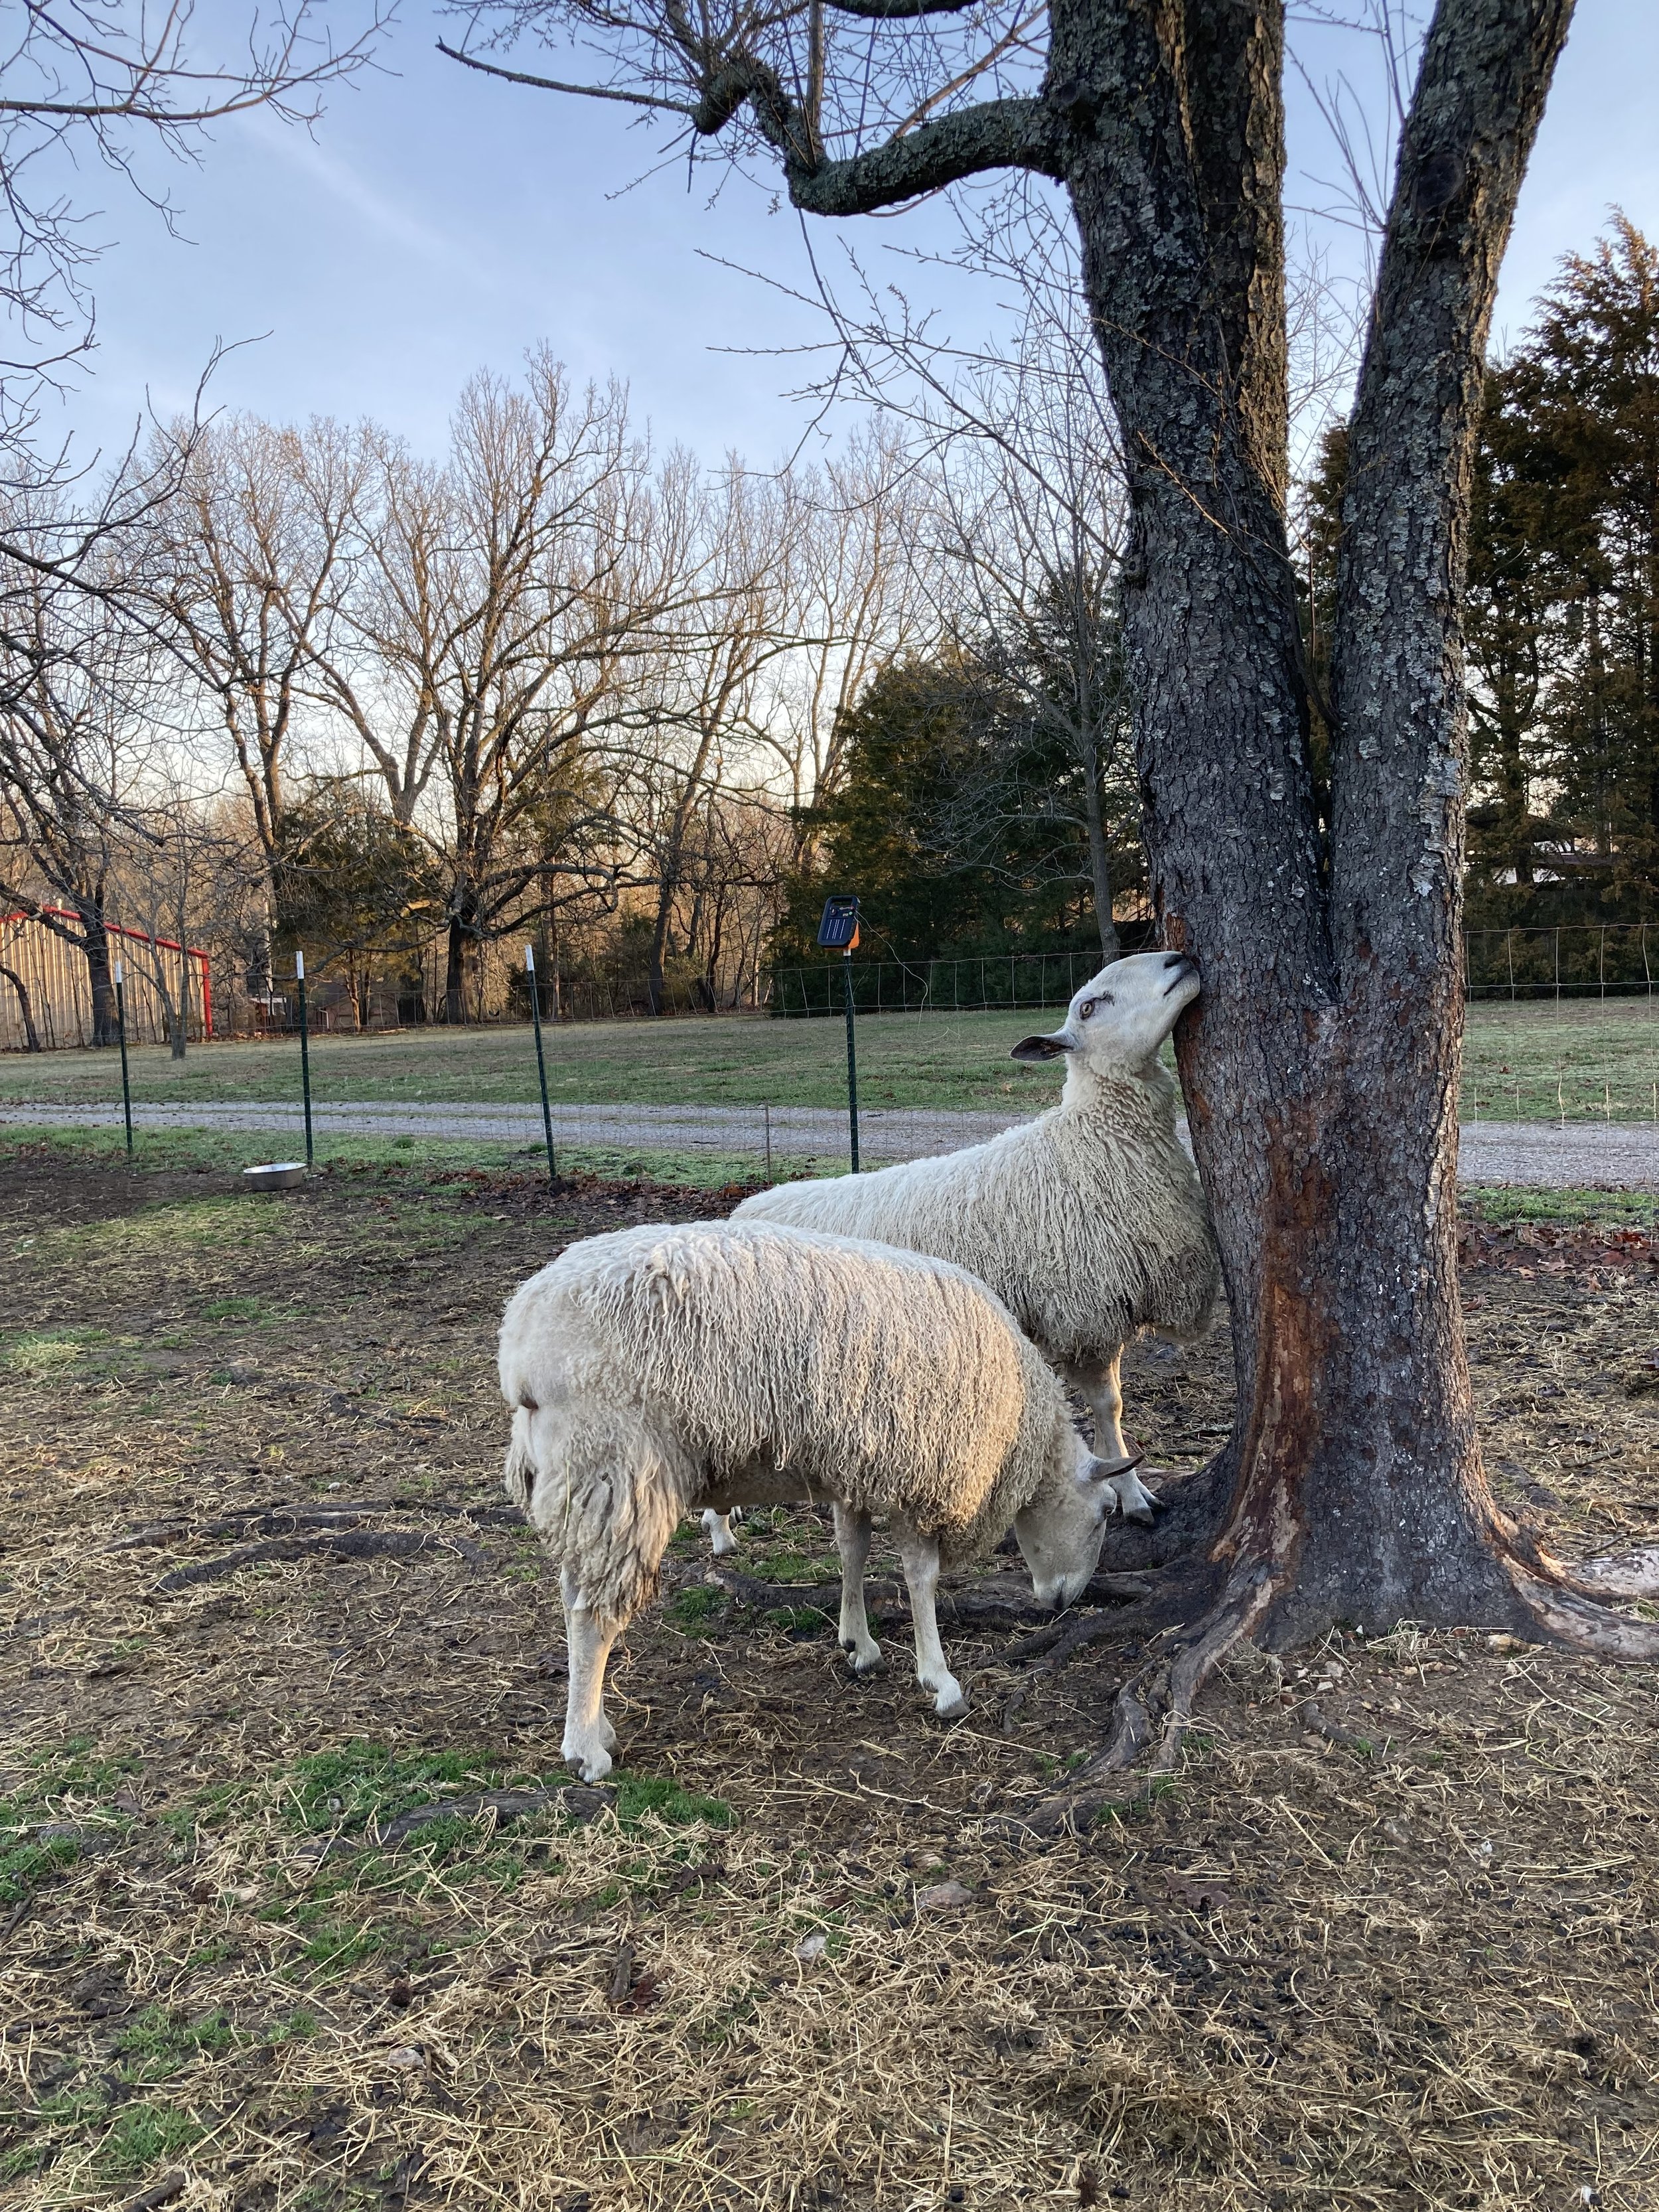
[
  {"x1": 146, "y1": 1527, "x2": 482, "y2": 1595},
  {"x1": 1490, "y1": 1509, "x2": 1659, "y2": 1639},
  {"x1": 1505, "y1": 1554, "x2": 1659, "y2": 1654},
  {"x1": 1556, "y1": 1548, "x2": 1659, "y2": 1602},
  {"x1": 1009, "y1": 1566, "x2": 1277, "y2": 1834},
  {"x1": 1001, "y1": 1605, "x2": 1151, "y2": 1672},
  {"x1": 372, "y1": 1785, "x2": 614, "y2": 1848},
  {"x1": 111, "y1": 1499, "x2": 525, "y2": 1553}
]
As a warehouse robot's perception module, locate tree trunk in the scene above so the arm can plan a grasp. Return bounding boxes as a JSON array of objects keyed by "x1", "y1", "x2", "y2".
[
  {"x1": 646, "y1": 889, "x2": 673, "y2": 1017},
  {"x1": 171, "y1": 946, "x2": 190, "y2": 1061},
  {"x1": 247, "y1": 895, "x2": 275, "y2": 1005},
  {"x1": 1047, "y1": 0, "x2": 1602, "y2": 1731},
  {"x1": 84, "y1": 924, "x2": 118, "y2": 1049},
  {"x1": 444, "y1": 897, "x2": 475, "y2": 1027},
  {"x1": 0, "y1": 963, "x2": 41, "y2": 1051}
]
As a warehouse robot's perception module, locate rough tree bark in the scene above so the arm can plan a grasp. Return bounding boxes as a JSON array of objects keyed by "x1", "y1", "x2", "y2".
[
  {"x1": 449, "y1": 0, "x2": 1659, "y2": 1780},
  {"x1": 82, "y1": 921, "x2": 118, "y2": 1050}
]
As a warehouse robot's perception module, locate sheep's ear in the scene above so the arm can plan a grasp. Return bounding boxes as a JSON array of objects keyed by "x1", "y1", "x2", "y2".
[
  {"x1": 1084, "y1": 1447, "x2": 1145, "y2": 1482},
  {"x1": 1010, "y1": 1031, "x2": 1070, "y2": 1062}
]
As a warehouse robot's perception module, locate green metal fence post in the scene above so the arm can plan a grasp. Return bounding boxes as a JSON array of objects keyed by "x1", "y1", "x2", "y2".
[
  {"x1": 526, "y1": 945, "x2": 557, "y2": 1187},
  {"x1": 113, "y1": 956, "x2": 133, "y2": 1162},
  {"x1": 842, "y1": 946, "x2": 860, "y2": 1173},
  {"x1": 295, "y1": 949, "x2": 314, "y2": 1171}
]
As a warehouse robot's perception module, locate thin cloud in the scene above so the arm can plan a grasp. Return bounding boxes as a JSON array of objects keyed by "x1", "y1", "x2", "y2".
[{"x1": 238, "y1": 108, "x2": 490, "y2": 278}]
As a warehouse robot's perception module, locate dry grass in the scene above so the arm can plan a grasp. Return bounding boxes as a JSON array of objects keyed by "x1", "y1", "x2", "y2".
[{"x1": 2, "y1": 1154, "x2": 1658, "y2": 2211}]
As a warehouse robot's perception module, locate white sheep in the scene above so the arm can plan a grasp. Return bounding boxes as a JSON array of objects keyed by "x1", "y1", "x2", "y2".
[
  {"x1": 735, "y1": 951, "x2": 1219, "y2": 1523},
  {"x1": 498, "y1": 1220, "x2": 1127, "y2": 1781}
]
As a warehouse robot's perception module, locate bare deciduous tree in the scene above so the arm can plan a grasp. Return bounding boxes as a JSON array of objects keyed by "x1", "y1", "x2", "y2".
[
  {"x1": 358, "y1": 354, "x2": 674, "y2": 1022},
  {"x1": 0, "y1": 519, "x2": 153, "y2": 1043},
  {"x1": 143, "y1": 413, "x2": 374, "y2": 992},
  {"x1": 0, "y1": 0, "x2": 392, "y2": 419}
]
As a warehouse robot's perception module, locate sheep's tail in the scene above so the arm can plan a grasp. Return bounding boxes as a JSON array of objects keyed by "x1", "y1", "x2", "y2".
[
  {"x1": 526, "y1": 1405, "x2": 693, "y2": 1630},
  {"x1": 503, "y1": 1409, "x2": 538, "y2": 1511}
]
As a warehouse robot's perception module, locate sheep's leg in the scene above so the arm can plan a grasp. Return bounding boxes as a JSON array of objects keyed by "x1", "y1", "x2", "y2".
[
  {"x1": 833, "y1": 1503, "x2": 882, "y2": 1674},
  {"x1": 701, "y1": 1508, "x2": 741, "y2": 1556},
  {"x1": 1065, "y1": 1349, "x2": 1158, "y2": 1523},
  {"x1": 559, "y1": 1565, "x2": 621, "y2": 1784},
  {"x1": 896, "y1": 1526, "x2": 968, "y2": 1720}
]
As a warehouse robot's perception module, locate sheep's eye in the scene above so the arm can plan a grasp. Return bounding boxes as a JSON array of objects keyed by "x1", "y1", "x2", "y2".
[{"x1": 1079, "y1": 999, "x2": 1096, "y2": 1019}]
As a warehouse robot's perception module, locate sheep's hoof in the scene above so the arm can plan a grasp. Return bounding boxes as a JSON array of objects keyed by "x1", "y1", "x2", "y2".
[
  {"x1": 563, "y1": 1738, "x2": 614, "y2": 1783},
  {"x1": 934, "y1": 1689, "x2": 970, "y2": 1722},
  {"x1": 1124, "y1": 1503, "x2": 1157, "y2": 1528},
  {"x1": 843, "y1": 1645, "x2": 886, "y2": 1677}
]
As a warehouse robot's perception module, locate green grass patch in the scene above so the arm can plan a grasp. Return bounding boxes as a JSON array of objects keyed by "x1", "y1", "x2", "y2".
[
  {"x1": 611, "y1": 1773, "x2": 732, "y2": 1831},
  {"x1": 277, "y1": 1741, "x2": 575, "y2": 1840},
  {"x1": 1462, "y1": 1185, "x2": 1659, "y2": 1227},
  {"x1": 99, "y1": 2102, "x2": 204, "y2": 2176},
  {"x1": 668, "y1": 1587, "x2": 723, "y2": 1629},
  {"x1": 0, "y1": 1738, "x2": 142, "y2": 1901},
  {"x1": 0, "y1": 1830, "x2": 80, "y2": 1904},
  {"x1": 0, "y1": 1325, "x2": 111, "y2": 1376},
  {"x1": 762, "y1": 1605, "x2": 832, "y2": 1634},
  {"x1": 115, "y1": 2006, "x2": 234, "y2": 2083},
  {"x1": 745, "y1": 1550, "x2": 839, "y2": 1584},
  {"x1": 296, "y1": 1923, "x2": 388, "y2": 1972},
  {"x1": 4, "y1": 997, "x2": 1659, "y2": 1122},
  {"x1": 0, "y1": 1008, "x2": 1065, "y2": 1114}
]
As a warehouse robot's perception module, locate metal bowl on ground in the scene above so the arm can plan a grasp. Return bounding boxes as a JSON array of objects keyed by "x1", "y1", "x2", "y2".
[{"x1": 242, "y1": 1161, "x2": 308, "y2": 1191}]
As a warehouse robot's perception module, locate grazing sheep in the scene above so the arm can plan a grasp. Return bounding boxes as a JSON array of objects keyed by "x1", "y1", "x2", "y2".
[
  {"x1": 735, "y1": 951, "x2": 1219, "y2": 1523},
  {"x1": 498, "y1": 1220, "x2": 1129, "y2": 1781}
]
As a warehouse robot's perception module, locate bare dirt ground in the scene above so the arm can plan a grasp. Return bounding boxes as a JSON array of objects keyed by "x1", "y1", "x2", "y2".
[{"x1": 3, "y1": 1153, "x2": 1658, "y2": 2211}]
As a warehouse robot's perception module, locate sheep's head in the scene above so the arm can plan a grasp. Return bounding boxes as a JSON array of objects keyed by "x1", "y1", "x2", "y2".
[
  {"x1": 1010, "y1": 950, "x2": 1199, "y2": 1078},
  {"x1": 1012, "y1": 1439, "x2": 1127, "y2": 1609}
]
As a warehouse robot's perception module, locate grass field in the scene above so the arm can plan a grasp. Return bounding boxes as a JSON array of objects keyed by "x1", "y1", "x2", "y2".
[
  {"x1": 3, "y1": 996, "x2": 1658, "y2": 1122},
  {"x1": 1, "y1": 1157, "x2": 1656, "y2": 2209},
  {"x1": 7, "y1": 1122, "x2": 1649, "y2": 1222}
]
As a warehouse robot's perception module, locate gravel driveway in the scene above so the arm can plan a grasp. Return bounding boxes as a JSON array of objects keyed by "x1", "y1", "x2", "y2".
[{"x1": 3, "y1": 1096, "x2": 1656, "y2": 1187}]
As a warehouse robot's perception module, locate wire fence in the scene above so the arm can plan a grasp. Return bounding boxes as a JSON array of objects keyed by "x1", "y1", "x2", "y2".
[
  {"x1": 1465, "y1": 924, "x2": 1659, "y2": 1000},
  {"x1": 770, "y1": 928, "x2": 1659, "y2": 1019},
  {"x1": 771, "y1": 948, "x2": 1138, "y2": 1017}
]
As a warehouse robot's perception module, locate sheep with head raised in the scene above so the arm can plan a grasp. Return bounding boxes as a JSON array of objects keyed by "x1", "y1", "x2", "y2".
[
  {"x1": 498, "y1": 1219, "x2": 1127, "y2": 1781},
  {"x1": 735, "y1": 950, "x2": 1218, "y2": 1522}
]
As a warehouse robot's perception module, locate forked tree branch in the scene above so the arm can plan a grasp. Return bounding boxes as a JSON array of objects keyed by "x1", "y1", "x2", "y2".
[
  {"x1": 788, "y1": 93, "x2": 1063, "y2": 206},
  {"x1": 438, "y1": 28, "x2": 1062, "y2": 205}
]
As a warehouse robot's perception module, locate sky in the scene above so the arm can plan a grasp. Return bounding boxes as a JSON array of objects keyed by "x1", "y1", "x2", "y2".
[{"x1": 36, "y1": 0, "x2": 1659, "y2": 475}]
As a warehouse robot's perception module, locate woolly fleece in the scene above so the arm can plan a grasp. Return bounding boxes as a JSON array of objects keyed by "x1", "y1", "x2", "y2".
[
  {"x1": 498, "y1": 1220, "x2": 1078, "y2": 1622},
  {"x1": 735, "y1": 1060, "x2": 1218, "y2": 1365}
]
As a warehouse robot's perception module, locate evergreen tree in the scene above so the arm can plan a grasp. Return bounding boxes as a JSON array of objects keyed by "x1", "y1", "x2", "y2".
[
  {"x1": 1463, "y1": 216, "x2": 1659, "y2": 924},
  {"x1": 1530, "y1": 216, "x2": 1659, "y2": 915},
  {"x1": 772, "y1": 648, "x2": 1140, "y2": 972}
]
